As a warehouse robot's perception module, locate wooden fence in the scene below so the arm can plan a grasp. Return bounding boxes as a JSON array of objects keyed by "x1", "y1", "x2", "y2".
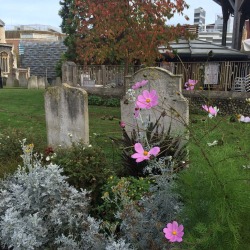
[
  {"x1": 76, "y1": 61, "x2": 250, "y2": 91},
  {"x1": 77, "y1": 65, "x2": 141, "y2": 87},
  {"x1": 171, "y1": 61, "x2": 250, "y2": 91}
]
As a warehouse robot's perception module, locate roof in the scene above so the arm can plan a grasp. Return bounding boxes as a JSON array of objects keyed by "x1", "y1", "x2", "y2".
[
  {"x1": 159, "y1": 39, "x2": 250, "y2": 61},
  {"x1": 0, "y1": 19, "x2": 5, "y2": 27},
  {"x1": 213, "y1": 0, "x2": 250, "y2": 18}
]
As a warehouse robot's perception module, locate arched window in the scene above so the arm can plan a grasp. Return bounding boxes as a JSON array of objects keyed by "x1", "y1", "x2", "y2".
[{"x1": 0, "y1": 51, "x2": 9, "y2": 73}]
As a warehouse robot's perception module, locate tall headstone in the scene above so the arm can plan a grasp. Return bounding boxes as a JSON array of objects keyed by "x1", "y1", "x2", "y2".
[
  {"x1": 121, "y1": 67, "x2": 189, "y2": 139},
  {"x1": 28, "y1": 76, "x2": 38, "y2": 89},
  {"x1": 44, "y1": 83, "x2": 89, "y2": 148},
  {"x1": 19, "y1": 71, "x2": 28, "y2": 87},
  {"x1": 37, "y1": 76, "x2": 46, "y2": 89},
  {"x1": 62, "y1": 61, "x2": 78, "y2": 86},
  {"x1": 55, "y1": 77, "x2": 62, "y2": 86},
  {"x1": 6, "y1": 71, "x2": 15, "y2": 87}
]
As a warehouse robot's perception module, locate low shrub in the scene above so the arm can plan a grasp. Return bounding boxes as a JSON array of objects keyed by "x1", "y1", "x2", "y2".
[
  {"x1": 51, "y1": 141, "x2": 114, "y2": 204},
  {"x1": 0, "y1": 141, "x2": 133, "y2": 250},
  {"x1": 0, "y1": 128, "x2": 45, "y2": 178},
  {"x1": 113, "y1": 120, "x2": 187, "y2": 177},
  {"x1": 96, "y1": 175, "x2": 152, "y2": 223},
  {"x1": 88, "y1": 95, "x2": 120, "y2": 107}
]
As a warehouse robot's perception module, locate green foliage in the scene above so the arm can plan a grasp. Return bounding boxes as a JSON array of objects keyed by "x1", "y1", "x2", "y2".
[
  {"x1": 177, "y1": 118, "x2": 250, "y2": 250},
  {"x1": 88, "y1": 95, "x2": 120, "y2": 107},
  {"x1": 118, "y1": 175, "x2": 182, "y2": 250},
  {"x1": 0, "y1": 128, "x2": 45, "y2": 178},
  {"x1": 59, "y1": 0, "x2": 78, "y2": 62},
  {"x1": 113, "y1": 119, "x2": 187, "y2": 177},
  {"x1": 52, "y1": 141, "x2": 114, "y2": 203},
  {"x1": 96, "y1": 175, "x2": 152, "y2": 223},
  {"x1": 0, "y1": 142, "x2": 107, "y2": 250}
]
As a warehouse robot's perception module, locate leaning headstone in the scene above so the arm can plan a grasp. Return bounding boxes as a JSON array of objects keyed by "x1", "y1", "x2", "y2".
[
  {"x1": 121, "y1": 67, "x2": 189, "y2": 139},
  {"x1": 19, "y1": 71, "x2": 28, "y2": 87},
  {"x1": 37, "y1": 76, "x2": 46, "y2": 89},
  {"x1": 28, "y1": 76, "x2": 38, "y2": 89},
  {"x1": 44, "y1": 83, "x2": 89, "y2": 148}
]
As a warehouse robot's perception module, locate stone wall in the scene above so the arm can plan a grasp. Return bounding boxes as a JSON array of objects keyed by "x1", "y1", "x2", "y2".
[{"x1": 183, "y1": 90, "x2": 250, "y2": 116}]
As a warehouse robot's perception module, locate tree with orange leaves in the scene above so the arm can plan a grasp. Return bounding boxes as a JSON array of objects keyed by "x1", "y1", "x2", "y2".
[{"x1": 74, "y1": 0, "x2": 190, "y2": 71}]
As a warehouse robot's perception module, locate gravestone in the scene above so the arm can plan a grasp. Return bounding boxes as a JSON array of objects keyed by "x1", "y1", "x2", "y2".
[
  {"x1": 19, "y1": 71, "x2": 28, "y2": 87},
  {"x1": 121, "y1": 67, "x2": 189, "y2": 139},
  {"x1": 37, "y1": 76, "x2": 46, "y2": 89},
  {"x1": 28, "y1": 76, "x2": 38, "y2": 89},
  {"x1": 44, "y1": 83, "x2": 89, "y2": 148},
  {"x1": 62, "y1": 61, "x2": 78, "y2": 86},
  {"x1": 6, "y1": 71, "x2": 15, "y2": 87},
  {"x1": 56, "y1": 77, "x2": 62, "y2": 86}
]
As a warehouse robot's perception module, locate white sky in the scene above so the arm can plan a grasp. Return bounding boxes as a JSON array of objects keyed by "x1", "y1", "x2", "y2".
[{"x1": 0, "y1": 0, "x2": 222, "y2": 31}]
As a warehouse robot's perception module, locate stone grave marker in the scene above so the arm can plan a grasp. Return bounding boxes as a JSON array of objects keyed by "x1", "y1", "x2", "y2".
[
  {"x1": 6, "y1": 71, "x2": 16, "y2": 87},
  {"x1": 28, "y1": 76, "x2": 38, "y2": 89},
  {"x1": 37, "y1": 76, "x2": 46, "y2": 89},
  {"x1": 55, "y1": 77, "x2": 62, "y2": 86},
  {"x1": 19, "y1": 71, "x2": 28, "y2": 87},
  {"x1": 44, "y1": 83, "x2": 89, "y2": 148},
  {"x1": 121, "y1": 67, "x2": 189, "y2": 140}
]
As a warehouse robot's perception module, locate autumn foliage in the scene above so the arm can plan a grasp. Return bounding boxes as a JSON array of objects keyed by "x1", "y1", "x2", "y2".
[{"x1": 74, "y1": 0, "x2": 190, "y2": 66}]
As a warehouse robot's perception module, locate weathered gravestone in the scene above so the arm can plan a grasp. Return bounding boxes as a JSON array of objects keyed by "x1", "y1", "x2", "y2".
[
  {"x1": 44, "y1": 83, "x2": 89, "y2": 148},
  {"x1": 19, "y1": 71, "x2": 28, "y2": 87},
  {"x1": 37, "y1": 76, "x2": 46, "y2": 89},
  {"x1": 6, "y1": 71, "x2": 18, "y2": 87},
  {"x1": 62, "y1": 61, "x2": 78, "y2": 86},
  {"x1": 121, "y1": 67, "x2": 189, "y2": 140},
  {"x1": 56, "y1": 77, "x2": 62, "y2": 86},
  {"x1": 28, "y1": 76, "x2": 38, "y2": 89}
]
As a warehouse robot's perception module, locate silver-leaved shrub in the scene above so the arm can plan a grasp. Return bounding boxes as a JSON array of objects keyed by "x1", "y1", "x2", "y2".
[
  {"x1": 118, "y1": 175, "x2": 181, "y2": 250},
  {"x1": 0, "y1": 141, "x2": 132, "y2": 250}
]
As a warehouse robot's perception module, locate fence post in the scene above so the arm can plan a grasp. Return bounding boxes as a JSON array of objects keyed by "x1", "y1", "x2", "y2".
[{"x1": 101, "y1": 65, "x2": 106, "y2": 86}]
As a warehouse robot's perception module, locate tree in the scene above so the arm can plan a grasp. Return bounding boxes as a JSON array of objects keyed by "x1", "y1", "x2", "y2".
[
  {"x1": 59, "y1": 0, "x2": 78, "y2": 62},
  {"x1": 74, "y1": 0, "x2": 190, "y2": 71}
]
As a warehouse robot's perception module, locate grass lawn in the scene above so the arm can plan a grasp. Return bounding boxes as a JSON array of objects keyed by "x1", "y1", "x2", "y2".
[{"x1": 0, "y1": 88, "x2": 250, "y2": 175}]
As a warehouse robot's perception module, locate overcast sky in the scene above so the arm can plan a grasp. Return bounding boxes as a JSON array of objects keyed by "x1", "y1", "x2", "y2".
[{"x1": 0, "y1": 0, "x2": 222, "y2": 31}]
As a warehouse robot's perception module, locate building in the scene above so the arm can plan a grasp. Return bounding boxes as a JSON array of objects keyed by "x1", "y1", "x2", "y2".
[
  {"x1": 5, "y1": 24, "x2": 66, "y2": 64},
  {"x1": 0, "y1": 19, "x2": 16, "y2": 77},
  {"x1": 213, "y1": 0, "x2": 250, "y2": 50},
  {"x1": 195, "y1": 11, "x2": 234, "y2": 48},
  {"x1": 193, "y1": 7, "x2": 206, "y2": 31},
  {"x1": 4, "y1": 24, "x2": 67, "y2": 81}
]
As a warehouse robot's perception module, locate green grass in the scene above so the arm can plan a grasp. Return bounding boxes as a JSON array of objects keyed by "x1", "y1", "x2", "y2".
[
  {"x1": 0, "y1": 88, "x2": 122, "y2": 176},
  {"x1": 1, "y1": 88, "x2": 250, "y2": 176},
  {"x1": 188, "y1": 115, "x2": 250, "y2": 168}
]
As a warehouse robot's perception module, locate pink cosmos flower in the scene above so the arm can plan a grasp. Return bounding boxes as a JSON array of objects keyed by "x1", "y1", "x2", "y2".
[
  {"x1": 202, "y1": 105, "x2": 219, "y2": 118},
  {"x1": 163, "y1": 221, "x2": 184, "y2": 243},
  {"x1": 131, "y1": 143, "x2": 160, "y2": 163},
  {"x1": 238, "y1": 115, "x2": 250, "y2": 123},
  {"x1": 136, "y1": 89, "x2": 158, "y2": 109},
  {"x1": 184, "y1": 79, "x2": 198, "y2": 90},
  {"x1": 132, "y1": 80, "x2": 148, "y2": 90}
]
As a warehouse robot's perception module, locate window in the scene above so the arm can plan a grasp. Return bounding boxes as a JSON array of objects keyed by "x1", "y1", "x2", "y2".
[{"x1": 0, "y1": 52, "x2": 9, "y2": 73}]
